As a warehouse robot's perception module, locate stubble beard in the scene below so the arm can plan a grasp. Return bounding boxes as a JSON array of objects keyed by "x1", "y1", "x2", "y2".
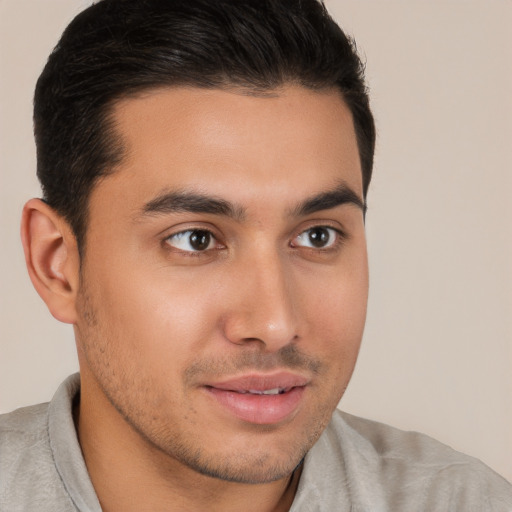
[{"x1": 75, "y1": 286, "x2": 343, "y2": 485}]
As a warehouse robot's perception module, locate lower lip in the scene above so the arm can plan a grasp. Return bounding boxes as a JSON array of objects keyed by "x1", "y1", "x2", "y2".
[{"x1": 205, "y1": 386, "x2": 305, "y2": 425}]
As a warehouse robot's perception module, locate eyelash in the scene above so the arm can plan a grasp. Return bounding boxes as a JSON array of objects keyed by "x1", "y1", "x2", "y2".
[
  {"x1": 163, "y1": 225, "x2": 346, "y2": 256},
  {"x1": 290, "y1": 226, "x2": 345, "y2": 251},
  {"x1": 164, "y1": 229, "x2": 221, "y2": 253}
]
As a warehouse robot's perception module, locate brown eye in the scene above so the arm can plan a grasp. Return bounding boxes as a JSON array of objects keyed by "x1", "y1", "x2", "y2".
[
  {"x1": 189, "y1": 230, "x2": 211, "y2": 251},
  {"x1": 166, "y1": 229, "x2": 215, "y2": 252},
  {"x1": 293, "y1": 227, "x2": 338, "y2": 249}
]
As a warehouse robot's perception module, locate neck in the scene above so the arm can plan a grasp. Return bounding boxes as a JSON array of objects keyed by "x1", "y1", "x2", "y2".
[{"x1": 75, "y1": 372, "x2": 301, "y2": 512}]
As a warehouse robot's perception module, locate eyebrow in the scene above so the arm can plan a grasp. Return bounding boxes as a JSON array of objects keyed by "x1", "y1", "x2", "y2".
[
  {"x1": 140, "y1": 182, "x2": 365, "y2": 221},
  {"x1": 142, "y1": 190, "x2": 246, "y2": 221},
  {"x1": 289, "y1": 183, "x2": 366, "y2": 217}
]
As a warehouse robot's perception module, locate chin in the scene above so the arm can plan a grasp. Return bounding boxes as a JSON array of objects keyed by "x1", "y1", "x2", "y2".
[
  {"x1": 179, "y1": 448, "x2": 307, "y2": 484},
  {"x1": 155, "y1": 415, "x2": 326, "y2": 484}
]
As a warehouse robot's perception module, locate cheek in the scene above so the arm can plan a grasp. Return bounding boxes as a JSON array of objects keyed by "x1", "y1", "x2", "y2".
[
  {"x1": 300, "y1": 255, "x2": 368, "y2": 336},
  {"x1": 296, "y1": 254, "x2": 368, "y2": 377},
  {"x1": 83, "y1": 258, "x2": 225, "y2": 365}
]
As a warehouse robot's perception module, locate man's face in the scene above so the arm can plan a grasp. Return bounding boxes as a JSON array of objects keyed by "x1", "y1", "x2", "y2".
[{"x1": 74, "y1": 86, "x2": 368, "y2": 483}]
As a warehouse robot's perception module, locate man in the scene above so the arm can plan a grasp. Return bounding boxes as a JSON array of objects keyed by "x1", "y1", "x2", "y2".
[{"x1": 0, "y1": 0, "x2": 511, "y2": 510}]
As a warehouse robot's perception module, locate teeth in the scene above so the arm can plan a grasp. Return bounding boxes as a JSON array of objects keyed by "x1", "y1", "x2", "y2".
[{"x1": 247, "y1": 388, "x2": 283, "y2": 395}]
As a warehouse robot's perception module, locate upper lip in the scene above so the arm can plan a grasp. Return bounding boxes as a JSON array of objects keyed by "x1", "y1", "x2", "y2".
[{"x1": 205, "y1": 372, "x2": 309, "y2": 393}]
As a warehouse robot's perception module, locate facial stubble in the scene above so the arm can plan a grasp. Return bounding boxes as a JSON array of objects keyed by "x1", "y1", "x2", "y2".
[{"x1": 75, "y1": 284, "x2": 345, "y2": 485}]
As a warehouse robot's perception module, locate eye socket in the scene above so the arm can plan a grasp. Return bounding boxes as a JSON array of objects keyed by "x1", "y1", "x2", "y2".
[
  {"x1": 165, "y1": 229, "x2": 217, "y2": 252},
  {"x1": 292, "y1": 226, "x2": 340, "y2": 249}
]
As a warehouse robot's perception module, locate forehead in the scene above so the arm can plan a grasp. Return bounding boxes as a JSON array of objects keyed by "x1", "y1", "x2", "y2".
[{"x1": 94, "y1": 85, "x2": 362, "y2": 212}]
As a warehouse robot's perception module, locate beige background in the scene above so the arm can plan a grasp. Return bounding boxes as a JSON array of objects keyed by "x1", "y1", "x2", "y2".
[{"x1": 1, "y1": 0, "x2": 511, "y2": 482}]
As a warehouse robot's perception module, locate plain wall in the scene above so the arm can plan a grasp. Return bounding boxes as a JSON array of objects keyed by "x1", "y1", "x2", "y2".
[{"x1": 1, "y1": 0, "x2": 511, "y2": 482}]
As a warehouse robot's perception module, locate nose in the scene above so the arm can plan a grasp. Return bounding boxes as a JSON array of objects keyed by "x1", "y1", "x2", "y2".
[{"x1": 222, "y1": 251, "x2": 299, "y2": 352}]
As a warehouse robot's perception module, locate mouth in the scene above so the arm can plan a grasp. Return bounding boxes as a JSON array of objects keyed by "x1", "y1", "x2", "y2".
[
  {"x1": 203, "y1": 373, "x2": 308, "y2": 425},
  {"x1": 231, "y1": 387, "x2": 289, "y2": 395}
]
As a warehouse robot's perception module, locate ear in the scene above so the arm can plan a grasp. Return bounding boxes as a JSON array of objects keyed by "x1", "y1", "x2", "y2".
[{"x1": 21, "y1": 198, "x2": 80, "y2": 324}]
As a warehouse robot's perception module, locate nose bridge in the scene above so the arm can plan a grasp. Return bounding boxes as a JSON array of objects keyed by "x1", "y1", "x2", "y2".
[{"x1": 224, "y1": 245, "x2": 298, "y2": 350}]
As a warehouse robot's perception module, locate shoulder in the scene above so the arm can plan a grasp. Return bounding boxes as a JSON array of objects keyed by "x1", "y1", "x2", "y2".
[
  {"x1": 1, "y1": 400, "x2": 49, "y2": 430},
  {"x1": 0, "y1": 401, "x2": 51, "y2": 466},
  {"x1": 337, "y1": 411, "x2": 512, "y2": 509},
  {"x1": 335, "y1": 409, "x2": 487, "y2": 466},
  {"x1": 0, "y1": 399, "x2": 78, "y2": 511},
  {"x1": 295, "y1": 410, "x2": 512, "y2": 512}
]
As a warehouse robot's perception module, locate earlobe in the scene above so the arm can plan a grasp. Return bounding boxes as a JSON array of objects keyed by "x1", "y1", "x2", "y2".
[{"x1": 21, "y1": 198, "x2": 80, "y2": 324}]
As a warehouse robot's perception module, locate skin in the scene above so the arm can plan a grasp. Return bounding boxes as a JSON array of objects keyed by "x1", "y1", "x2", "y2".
[{"x1": 22, "y1": 85, "x2": 368, "y2": 511}]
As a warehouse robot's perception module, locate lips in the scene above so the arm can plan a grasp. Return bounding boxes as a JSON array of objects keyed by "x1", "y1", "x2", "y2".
[{"x1": 204, "y1": 372, "x2": 308, "y2": 425}]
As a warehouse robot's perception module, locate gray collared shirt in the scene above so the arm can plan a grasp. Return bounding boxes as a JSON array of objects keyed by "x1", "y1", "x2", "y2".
[{"x1": 1, "y1": 374, "x2": 511, "y2": 511}]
